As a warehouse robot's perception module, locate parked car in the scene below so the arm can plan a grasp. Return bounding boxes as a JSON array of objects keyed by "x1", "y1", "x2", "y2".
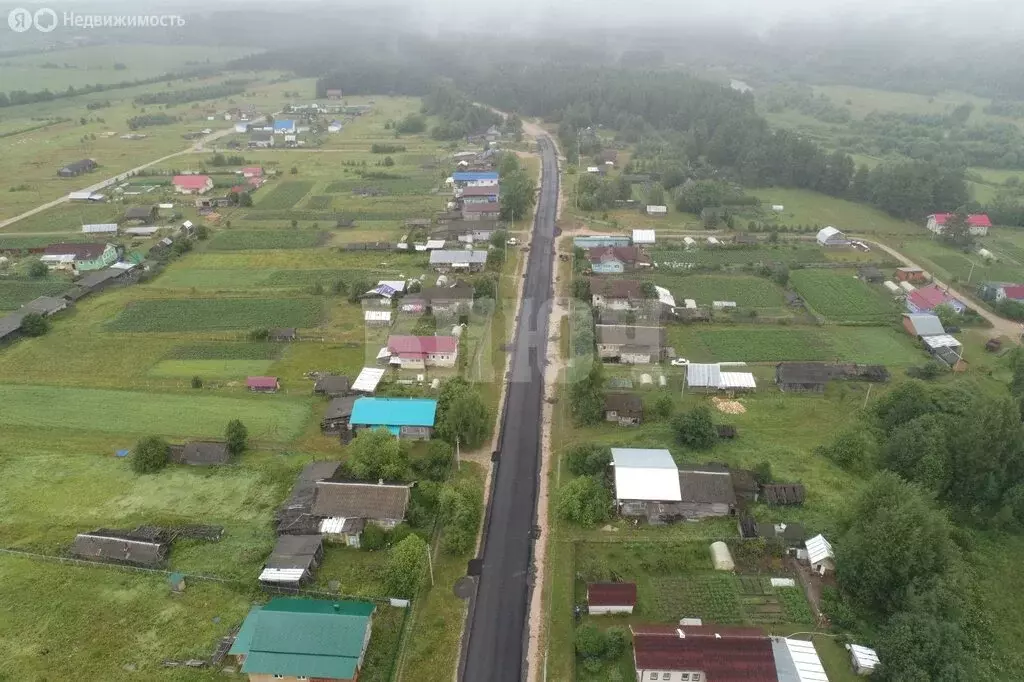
[{"x1": 670, "y1": 358, "x2": 690, "y2": 366}]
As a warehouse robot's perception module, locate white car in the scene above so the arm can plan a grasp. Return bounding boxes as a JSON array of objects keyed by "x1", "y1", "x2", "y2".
[
  {"x1": 507, "y1": 238, "x2": 519, "y2": 246},
  {"x1": 671, "y1": 358, "x2": 690, "y2": 366}
]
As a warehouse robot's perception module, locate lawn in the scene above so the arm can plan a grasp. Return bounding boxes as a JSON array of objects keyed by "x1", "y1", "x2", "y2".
[
  {"x1": 667, "y1": 325, "x2": 922, "y2": 364},
  {"x1": 0, "y1": 384, "x2": 311, "y2": 441},
  {"x1": 0, "y1": 553, "x2": 254, "y2": 681},
  {"x1": 147, "y1": 359, "x2": 276, "y2": 380},
  {"x1": 206, "y1": 229, "x2": 326, "y2": 251},
  {"x1": 750, "y1": 187, "x2": 920, "y2": 237},
  {"x1": 0, "y1": 279, "x2": 74, "y2": 311},
  {"x1": 106, "y1": 298, "x2": 325, "y2": 332},
  {"x1": 790, "y1": 269, "x2": 901, "y2": 322}
]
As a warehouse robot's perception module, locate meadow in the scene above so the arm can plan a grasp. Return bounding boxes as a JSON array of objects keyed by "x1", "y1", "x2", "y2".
[
  {"x1": 790, "y1": 269, "x2": 901, "y2": 322},
  {"x1": 643, "y1": 274, "x2": 789, "y2": 310},
  {"x1": 750, "y1": 187, "x2": 920, "y2": 237},
  {"x1": 0, "y1": 384, "x2": 311, "y2": 440},
  {"x1": 0, "y1": 278, "x2": 75, "y2": 310},
  {"x1": 651, "y1": 243, "x2": 885, "y2": 267},
  {"x1": 206, "y1": 229, "x2": 326, "y2": 250},
  {"x1": 106, "y1": 298, "x2": 325, "y2": 332}
]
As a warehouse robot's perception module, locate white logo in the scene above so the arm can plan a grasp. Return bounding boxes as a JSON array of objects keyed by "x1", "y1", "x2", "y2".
[
  {"x1": 8, "y1": 7, "x2": 32, "y2": 32},
  {"x1": 33, "y1": 8, "x2": 58, "y2": 32}
]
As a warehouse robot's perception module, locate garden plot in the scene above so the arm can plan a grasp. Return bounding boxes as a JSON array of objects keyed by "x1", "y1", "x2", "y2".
[
  {"x1": 790, "y1": 269, "x2": 901, "y2": 322},
  {"x1": 206, "y1": 229, "x2": 326, "y2": 251},
  {"x1": 642, "y1": 274, "x2": 789, "y2": 310},
  {"x1": 107, "y1": 298, "x2": 324, "y2": 332},
  {"x1": 251, "y1": 180, "x2": 314, "y2": 210}
]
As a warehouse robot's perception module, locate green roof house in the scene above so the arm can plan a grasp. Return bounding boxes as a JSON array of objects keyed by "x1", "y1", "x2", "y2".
[{"x1": 229, "y1": 598, "x2": 375, "y2": 681}]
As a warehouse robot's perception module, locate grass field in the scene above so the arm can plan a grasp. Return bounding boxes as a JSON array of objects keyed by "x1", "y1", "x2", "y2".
[
  {"x1": 252, "y1": 181, "x2": 315, "y2": 210},
  {"x1": 751, "y1": 187, "x2": 920, "y2": 237},
  {"x1": 790, "y1": 269, "x2": 901, "y2": 321},
  {"x1": 0, "y1": 384, "x2": 310, "y2": 440},
  {"x1": 206, "y1": 229, "x2": 326, "y2": 251},
  {"x1": 895, "y1": 236, "x2": 1024, "y2": 285},
  {"x1": 642, "y1": 274, "x2": 789, "y2": 309},
  {"x1": 147, "y1": 359, "x2": 276, "y2": 379},
  {"x1": 107, "y1": 298, "x2": 325, "y2": 332},
  {"x1": 0, "y1": 279, "x2": 74, "y2": 310},
  {"x1": 667, "y1": 325, "x2": 922, "y2": 364},
  {"x1": 651, "y1": 243, "x2": 886, "y2": 268}
]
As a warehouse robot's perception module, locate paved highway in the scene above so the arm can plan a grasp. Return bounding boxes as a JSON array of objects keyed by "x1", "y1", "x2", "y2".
[{"x1": 460, "y1": 136, "x2": 558, "y2": 682}]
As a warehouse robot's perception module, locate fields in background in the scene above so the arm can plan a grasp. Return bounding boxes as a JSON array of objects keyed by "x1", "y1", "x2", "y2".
[{"x1": 750, "y1": 187, "x2": 920, "y2": 236}]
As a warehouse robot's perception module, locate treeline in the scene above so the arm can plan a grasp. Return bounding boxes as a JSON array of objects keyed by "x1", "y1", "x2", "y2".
[
  {"x1": 133, "y1": 82, "x2": 247, "y2": 106},
  {"x1": 421, "y1": 83, "x2": 502, "y2": 140},
  {"x1": 762, "y1": 83, "x2": 852, "y2": 124},
  {"x1": 126, "y1": 113, "x2": 178, "y2": 130},
  {"x1": 0, "y1": 67, "x2": 222, "y2": 109},
  {"x1": 813, "y1": 376, "x2": 1024, "y2": 678}
]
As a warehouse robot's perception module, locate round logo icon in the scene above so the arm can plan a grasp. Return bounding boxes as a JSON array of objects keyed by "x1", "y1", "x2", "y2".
[
  {"x1": 33, "y1": 8, "x2": 58, "y2": 33},
  {"x1": 8, "y1": 8, "x2": 33, "y2": 32}
]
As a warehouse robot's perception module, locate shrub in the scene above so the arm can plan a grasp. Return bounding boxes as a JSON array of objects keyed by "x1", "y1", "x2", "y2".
[
  {"x1": 19, "y1": 313, "x2": 49, "y2": 337},
  {"x1": 131, "y1": 436, "x2": 169, "y2": 474},
  {"x1": 556, "y1": 476, "x2": 611, "y2": 526},
  {"x1": 566, "y1": 444, "x2": 611, "y2": 477},
  {"x1": 27, "y1": 260, "x2": 48, "y2": 279},
  {"x1": 225, "y1": 419, "x2": 248, "y2": 455},
  {"x1": 361, "y1": 523, "x2": 388, "y2": 551},
  {"x1": 248, "y1": 328, "x2": 270, "y2": 341},
  {"x1": 190, "y1": 375, "x2": 203, "y2": 389},
  {"x1": 673, "y1": 405, "x2": 717, "y2": 449}
]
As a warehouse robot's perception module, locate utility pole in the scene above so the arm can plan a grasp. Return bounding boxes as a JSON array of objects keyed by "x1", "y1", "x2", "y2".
[
  {"x1": 456, "y1": 435, "x2": 461, "y2": 470},
  {"x1": 426, "y1": 543, "x2": 434, "y2": 587},
  {"x1": 862, "y1": 383, "x2": 873, "y2": 409},
  {"x1": 967, "y1": 262, "x2": 976, "y2": 285}
]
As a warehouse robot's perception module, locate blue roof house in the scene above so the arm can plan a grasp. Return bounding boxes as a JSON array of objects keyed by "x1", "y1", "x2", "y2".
[
  {"x1": 349, "y1": 397, "x2": 438, "y2": 440},
  {"x1": 273, "y1": 119, "x2": 296, "y2": 134},
  {"x1": 452, "y1": 171, "x2": 499, "y2": 183},
  {"x1": 573, "y1": 235, "x2": 631, "y2": 249}
]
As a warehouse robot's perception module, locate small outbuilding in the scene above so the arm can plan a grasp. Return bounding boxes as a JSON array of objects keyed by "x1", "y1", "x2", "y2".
[
  {"x1": 604, "y1": 393, "x2": 643, "y2": 426},
  {"x1": 268, "y1": 327, "x2": 298, "y2": 342},
  {"x1": 168, "y1": 441, "x2": 230, "y2": 466},
  {"x1": 71, "y1": 530, "x2": 168, "y2": 568},
  {"x1": 761, "y1": 483, "x2": 806, "y2": 506},
  {"x1": 247, "y1": 376, "x2": 280, "y2": 393},
  {"x1": 259, "y1": 534, "x2": 324, "y2": 588},
  {"x1": 313, "y1": 374, "x2": 350, "y2": 397},
  {"x1": 587, "y1": 582, "x2": 637, "y2": 615},
  {"x1": 848, "y1": 643, "x2": 880, "y2": 676},
  {"x1": 710, "y1": 541, "x2": 735, "y2": 571},
  {"x1": 804, "y1": 534, "x2": 835, "y2": 575},
  {"x1": 816, "y1": 226, "x2": 850, "y2": 247},
  {"x1": 321, "y1": 396, "x2": 358, "y2": 434}
]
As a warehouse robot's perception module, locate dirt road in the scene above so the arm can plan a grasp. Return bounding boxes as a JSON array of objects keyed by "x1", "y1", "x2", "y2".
[{"x1": 867, "y1": 239, "x2": 1022, "y2": 340}]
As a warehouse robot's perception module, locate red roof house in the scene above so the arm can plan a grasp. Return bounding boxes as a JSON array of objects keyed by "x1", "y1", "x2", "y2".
[
  {"x1": 587, "y1": 582, "x2": 637, "y2": 614},
  {"x1": 631, "y1": 625, "x2": 779, "y2": 682},
  {"x1": 907, "y1": 283, "x2": 966, "y2": 314},
  {"x1": 172, "y1": 175, "x2": 213, "y2": 195},
  {"x1": 927, "y1": 213, "x2": 992, "y2": 236},
  {"x1": 241, "y1": 166, "x2": 263, "y2": 178},
  {"x1": 247, "y1": 376, "x2": 280, "y2": 392},
  {"x1": 461, "y1": 185, "x2": 499, "y2": 197},
  {"x1": 386, "y1": 335, "x2": 459, "y2": 368},
  {"x1": 1002, "y1": 284, "x2": 1024, "y2": 301}
]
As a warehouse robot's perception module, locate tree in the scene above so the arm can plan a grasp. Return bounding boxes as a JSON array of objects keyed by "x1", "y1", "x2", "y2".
[
  {"x1": 413, "y1": 440, "x2": 455, "y2": 481},
  {"x1": 383, "y1": 156, "x2": 395, "y2": 167},
  {"x1": 566, "y1": 444, "x2": 611, "y2": 477},
  {"x1": 131, "y1": 435, "x2": 169, "y2": 474},
  {"x1": 438, "y1": 481, "x2": 482, "y2": 555},
  {"x1": 348, "y1": 428, "x2": 410, "y2": 481},
  {"x1": 225, "y1": 419, "x2": 248, "y2": 456},
  {"x1": 881, "y1": 414, "x2": 949, "y2": 492},
  {"x1": 575, "y1": 623, "x2": 607, "y2": 661},
  {"x1": 19, "y1": 313, "x2": 49, "y2": 337},
  {"x1": 360, "y1": 523, "x2": 388, "y2": 550},
  {"x1": 27, "y1": 260, "x2": 48, "y2": 279},
  {"x1": 569, "y1": 362, "x2": 605, "y2": 426},
  {"x1": 289, "y1": 166, "x2": 298, "y2": 175},
  {"x1": 383, "y1": 534, "x2": 428, "y2": 598},
  {"x1": 938, "y1": 209, "x2": 974, "y2": 249},
  {"x1": 190, "y1": 375, "x2": 203, "y2": 389},
  {"x1": 603, "y1": 626, "x2": 629, "y2": 660},
  {"x1": 640, "y1": 281, "x2": 657, "y2": 299},
  {"x1": 673, "y1": 405, "x2": 717, "y2": 450},
  {"x1": 571, "y1": 278, "x2": 592, "y2": 302},
  {"x1": 556, "y1": 475, "x2": 611, "y2": 526},
  {"x1": 872, "y1": 380, "x2": 936, "y2": 432},
  {"x1": 932, "y1": 303, "x2": 959, "y2": 329},
  {"x1": 772, "y1": 264, "x2": 790, "y2": 287},
  {"x1": 436, "y1": 381, "x2": 491, "y2": 449},
  {"x1": 348, "y1": 278, "x2": 369, "y2": 304},
  {"x1": 646, "y1": 184, "x2": 665, "y2": 207},
  {"x1": 194, "y1": 224, "x2": 209, "y2": 240},
  {"x1": 238, "y1": 191, "x2": 253, "y2": 207},
  {"x1": 814, "y1": 428, "x2": 875, "y2": 472},
  {"x1": 836, "y1": 472, "x2": 958, "y2": 617},
  {"x1": 500, "y1": 168, "x2": 537, "y2": 221}
]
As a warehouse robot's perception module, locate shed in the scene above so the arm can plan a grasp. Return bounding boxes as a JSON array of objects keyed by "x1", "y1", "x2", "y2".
[
  {"x1": 351, "y1": 367, "x2": 385, "y2": 394},
  {"x1": 71, "y1": 530, "x2": 168, "y2": 568},
  {"x1": 805, "y1": 534, "x2": 835, "y2": 575},
  {"x1": 632, "y1": 229, "x2": 656, "y2": 245},
  {"x1": 858, "y1": 266, "x2": 884, "y2": 283},
  {"x1": 82, "y1": 223, "x2": 118, "y2": 235},
  {"x1": 247, "y1": 376, "x2": 280, "y2": 393},
  {"x1": 321, "y1": 396, "x2": 358, "y2": 434},
  {"x1": 848, "y1": 644, "x2": 880, "y2": 675},
  {"x1": 611, "y1": 448, "x2": 681, "y2": 518},
  {"x1": 275, "y1": 461, "x2": 342, "y2": 535},
  {"x1": 168, "y1": 441, "x2": 230, "y2": 466},
  {"x1": 762, "y1": 483, "x2": 806, "y2": 506},
  {"x1": 259, "y1": 534, "x2": 324, "y2": 587},
  {"x1": 122, "y1": 206, "x2": 157, "y2": 223},
  {"x1": 816, "y1": 226, "x2": 850, "y2": 246},
  {"x1": 710, "y1": 541, "x2": 735, "y2": 571},
  {"x1": 604, "y1": 393, "x2": 643, "y2": 426},
  {"x1": 313, "y1": 375, "x2": 350, "y2": 397},
  {"x1": 775, "y1": 363, "x2": 833, "y2": 393},
  {"x1": 587, "y1": 582, "x2": 637, "y2": 615},
  {"x1": 883, "y1": 280, "x2": 901, "y2": 294}
]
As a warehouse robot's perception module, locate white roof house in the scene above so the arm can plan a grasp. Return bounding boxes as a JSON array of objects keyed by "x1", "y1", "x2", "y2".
[
  {"x1": 82, "y1": 223, "x2": 118, "y2": 234},
  {"x1": 351, "y1": 367, "x2": 386, "y2": 393},
  {"x1": 610, "y1": 448, "x2": 681, "y2": 502},
  {"x1": 645, "y1": 205, "x2": 668, "y2": 216},
  {"x1": 773, "y1": 637, "x2": 830, "y2": 682},
  {"x1": 364, "y1": 310, "x2": 392, "y2": 323},
  {"x1": 429, "y1": 250, "x2": 488, "y2": 266},
  {"x1": 713, "y1": 300, "x2": 737, "y2": 309},
  {"x1": 425, "y1": 239, "x2": 446, "y2": 250},
  {"x1": 921, "y1": 334, "x2": 962, "y2": 351},
  {"x1": 632, "y1": 229, "x2": 656, "y2": 244},
  {"x1": 805, "y1": 534, "x2": 835, "y2": 573},
  {"x1": 848, "y1": 644, "x2": 880, "y2": 675},
  {"x1": 883, "y1": 280, "x2": 902, "y2": 294},
  {"x1": 124, "y1": 227, "x2": 160, "y2": 236},
  {"x1": 684, "y1": 299, "x2": 697, "y2": 309},
  {"x1": 817, "y1": 226, "x2": 850, "y2": 246},
  {"x1": 687, "y1": 363, "x2": 756, "y2": 390}
]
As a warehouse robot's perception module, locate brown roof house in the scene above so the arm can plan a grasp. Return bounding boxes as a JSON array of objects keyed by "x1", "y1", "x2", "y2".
[
  {"x1": 590, "y1": 278, "x2": 643, "y2": 310},
  {"x1": 596, "y1": 325, "x2": 666, "y2": 364},
  {"x1": 311, "y1": 480, "x2": 411, "y2": 548},
  {"x1": 588, "y1": 246, "x2": 652, "y2": 273},
  {"x1": 604, "y1": 393, "x2": 643, "y2": 426},
  {"x1": 168, "y1": 441, "x2": 230, "y2": 466},
  {"x1": 587, "y1": 582, "x2": 637, "y2": 615},
  {"x1": 652, "y1": 465, "x2": 737, "y2": 521}
]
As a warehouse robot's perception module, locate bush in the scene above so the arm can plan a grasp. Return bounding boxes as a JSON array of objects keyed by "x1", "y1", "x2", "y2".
[
  {"x1": 566, "y1": 444, "x2": 611, "y2": 477},
  {"x1": 19, "y1": 313, "x2": 50, "y2": 337},
  {"x1": 412, "y1": 440, "x2": 455, "y2": 481},
  {"x1": 652, "y1": 394, "x2": 673, "y2": 419},
  {"x1": 360, "y1": 523, "x2": 388, "y2": 551},
  {"x1": 673, "y1": 405, "x2": 718, "y2": 449},
  {"x1": 556, "y1": 475, "x2": 611, "y2": 526},
  {"x1": 575, "y1": 623, "x2": 606, "y2": 660},
  {"x1": 248, "y1": 328, "x2": 270, "y2": 341},
  {"x1": 131, "y1": 435, "x2": 169, "y2": 474},
  {"x1": 190, "y1": 375, "x2": 203, "y2": 389},
  {"x1": 603, "y1": 626, "x2": 630, "y2": 660},
  {"x1": 27, "y1": 260, "x2": 48, "y2": 279}
]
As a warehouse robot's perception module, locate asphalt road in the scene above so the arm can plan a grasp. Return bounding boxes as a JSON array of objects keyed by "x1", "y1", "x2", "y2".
[{"x1": 460, "y1": 136, "x2": 559, "y2": 682}]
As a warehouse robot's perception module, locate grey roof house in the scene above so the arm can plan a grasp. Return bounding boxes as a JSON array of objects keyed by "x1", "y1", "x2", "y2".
[
  {"x1": 311, "y1": 480, "x2": 411, "y2": 530},
  {"x1": 168, "y1": 441, "x2": 230, "y2": 466},
  {"x1": 321, "y1": 395, "x2": 358, "y2": 434},
  {"x1": 275, "y1": 461, "x2": 342, "y2": 535},
  {"x1": 596, "y1": 325, "x2": 666, "y2": 364},
  {"x1": 71, "y1": 530, "x2": 168, "y2": 567},
  {"x1": 604, "y1": 393, "x2": 643, "y2": 426},
  {"x1": 313, "y1": 374, "x2": 351, "y2": 397}
]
